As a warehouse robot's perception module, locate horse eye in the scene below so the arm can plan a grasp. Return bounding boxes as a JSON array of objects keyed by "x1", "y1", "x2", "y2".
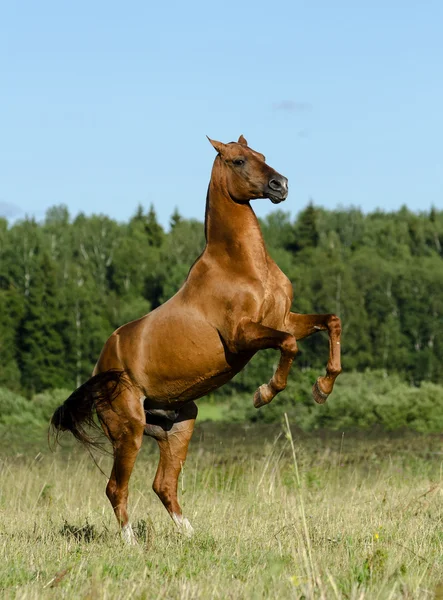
[{"x1": 233, "y1": 159, "x2": 245, "y2": 166}]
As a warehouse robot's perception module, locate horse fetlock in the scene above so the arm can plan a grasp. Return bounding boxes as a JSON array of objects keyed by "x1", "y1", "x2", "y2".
[
  {"x1": 253, "y1": 384, "x2": 275, "y2": 408},
  {"x1": 270, "y1": 377, "x2": 286, "y2": 393},
  {"x1": 312, "y1": 377, "x2": 330, "y2": 404},
  {"x1": 328, "y1": 365, "x2": 342, "y2": 377}
]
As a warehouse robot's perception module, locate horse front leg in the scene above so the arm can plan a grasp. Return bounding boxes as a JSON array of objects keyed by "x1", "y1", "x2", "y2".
[
  {"x1": 286, "y1": 313, "x2": 342, "y2": 404},
  {"x1": 231, "y1": 318, "x2": 299, "y2": 408}
]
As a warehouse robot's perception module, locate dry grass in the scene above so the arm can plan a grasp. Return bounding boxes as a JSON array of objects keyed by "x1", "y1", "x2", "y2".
[{"x1": 1, "y1": 420, "x2": 443, "y2": 598}]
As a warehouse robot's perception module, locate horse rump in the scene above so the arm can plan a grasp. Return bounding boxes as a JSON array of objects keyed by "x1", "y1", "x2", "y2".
[{"x1": 50, "y1": 369, "x2": 126, "y2": 447}]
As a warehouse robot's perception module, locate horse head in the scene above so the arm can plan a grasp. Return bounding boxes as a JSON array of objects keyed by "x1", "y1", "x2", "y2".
[{"x1": 207, "y1": 135, "x2": 288, "y2": 205}]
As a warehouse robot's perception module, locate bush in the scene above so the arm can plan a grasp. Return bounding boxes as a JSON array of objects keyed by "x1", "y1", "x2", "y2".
[
  {"x1": 0, "y1": 387, "x2": 68, "y2": 427},
  {"x1": 224, "y1": 370, "x2": 443, "y2": 433},
  {"x1": 1, "y1": 370, "x2": 443, "y2": 435}
]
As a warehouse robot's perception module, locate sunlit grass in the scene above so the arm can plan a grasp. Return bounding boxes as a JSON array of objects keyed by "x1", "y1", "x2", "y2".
[
  {"x1": 194, "y1": 400, "x2": 229, "y2": 422},
  {"x1": 1, "y1": 422, "x2": 443, "y2": 598}
]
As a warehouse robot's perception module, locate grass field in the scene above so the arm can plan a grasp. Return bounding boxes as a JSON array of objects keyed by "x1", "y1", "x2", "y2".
[{"x1": 1, "y1": 418, "x2": 443, "y2": 599}]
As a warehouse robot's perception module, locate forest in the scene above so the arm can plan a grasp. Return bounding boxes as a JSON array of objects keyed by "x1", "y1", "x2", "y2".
[{"x1": 1, "y1": 202, "x2": 442, "y2": 423}]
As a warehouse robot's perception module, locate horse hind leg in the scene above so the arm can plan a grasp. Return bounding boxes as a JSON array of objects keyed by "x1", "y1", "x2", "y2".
[
  {"x1": 144, "y1": 401, "x2": 198, "y2": 537},
  {"x1": 97, "y1": 387, "x2": 145, "y2": 545}
]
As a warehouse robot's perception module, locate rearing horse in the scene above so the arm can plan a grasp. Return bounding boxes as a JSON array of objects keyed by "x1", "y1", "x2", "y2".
[{"x1": 51, "y1": 135, "x2": 341, "y2": 544}]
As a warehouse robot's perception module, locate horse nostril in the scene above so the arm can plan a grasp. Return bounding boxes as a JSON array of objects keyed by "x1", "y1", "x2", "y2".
[{"x1": 269, "y1": 179, "x2": 282, "y2": 190}]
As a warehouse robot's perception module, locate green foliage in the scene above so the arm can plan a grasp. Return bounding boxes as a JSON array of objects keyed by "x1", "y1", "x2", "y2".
[
  {"x1": 2, "y1": 372, "x2": 443, "y2": 435},
  {"x1": 0, "y1": 387, "x2": 68, "y2": 427},
  {"x1": 17, "y1": 253, "x2": 66, "y2": 393},
  {"x1": 225, "y1": 370, "x2": 443, "y2": 432},
  {"x1": 287, "y1": 201, "x2": 320, "y2": 252},
  {"x1": 1, "y1": 203, "x2": 443, "y2": 406}
]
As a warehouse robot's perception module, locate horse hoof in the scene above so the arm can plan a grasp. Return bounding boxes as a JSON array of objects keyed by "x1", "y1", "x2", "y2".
[
  {"x1": 172, "y1": 514, "x2": 194, "y2": 538},
  {"x1": 312, "y1": 378, "x2": 329, "y2": 404},
  {"x1": 253, "y1": 384, "x2": 273, "y2": 408}
]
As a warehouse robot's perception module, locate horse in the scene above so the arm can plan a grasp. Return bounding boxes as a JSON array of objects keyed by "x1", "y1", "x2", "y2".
[{"x1": 51, "y1": 135, "x2": 342, "y2": 544}]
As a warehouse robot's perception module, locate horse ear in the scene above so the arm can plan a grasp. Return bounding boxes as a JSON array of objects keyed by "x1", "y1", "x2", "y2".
[
  {"x1": 207, "y1": 136, "x2": 227, "y2": 155},
  {"x1": 238, "y1": 134, "x2": 248, "y2": 146}
]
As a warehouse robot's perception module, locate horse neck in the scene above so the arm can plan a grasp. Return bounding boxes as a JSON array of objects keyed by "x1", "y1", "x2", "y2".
[{"x1": 204, "y1": 165, "x2": 267, "y2": 267}]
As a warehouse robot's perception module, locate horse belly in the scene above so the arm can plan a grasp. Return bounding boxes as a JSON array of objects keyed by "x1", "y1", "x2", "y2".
[{"x1": 131, "y1": 312, "x2": 249, "y2": 406}]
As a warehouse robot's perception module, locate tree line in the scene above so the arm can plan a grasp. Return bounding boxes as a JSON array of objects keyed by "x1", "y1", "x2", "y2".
[{"x1": 1, "y1": 203, "x2": 442, "y2": 395}]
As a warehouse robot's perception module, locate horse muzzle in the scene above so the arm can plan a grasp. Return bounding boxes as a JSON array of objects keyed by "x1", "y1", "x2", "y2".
[{"x1": 266, "y1": 176, "x2": 288, "y2": 204}]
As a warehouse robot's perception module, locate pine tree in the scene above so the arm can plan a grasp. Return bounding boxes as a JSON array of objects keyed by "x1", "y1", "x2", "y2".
[
  {"x1": 170, "y1": 207, "x2": 182, "y2": 230},
  {"x1": 130, "y1": 204, "x2": 145, "y2": 226},
  {"x1": 0, "y1": 288, "x2": 23, "y2": 389},
  {"x1": 17, "y1": 253, "x2": 67, "y2": 393},
  {"x1": 288, "y1": 201, "x2": 319, "y2": 253},
  {"x1": 145, "y1": 204, "x2": 164, "y2": 247}
]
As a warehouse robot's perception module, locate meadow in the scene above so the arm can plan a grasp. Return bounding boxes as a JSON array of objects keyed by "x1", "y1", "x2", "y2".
[
  {"x1": 3, "y1": 205, "x2": 443, "y2": 597},
  {"x1": 1, "y1": 415, "x2": 443, "y2": 599}
]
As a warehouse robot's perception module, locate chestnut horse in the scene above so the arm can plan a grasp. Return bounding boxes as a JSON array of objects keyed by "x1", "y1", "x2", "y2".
[{"x1": 51, "y1": 135, "x2": 341, "y2": 544}]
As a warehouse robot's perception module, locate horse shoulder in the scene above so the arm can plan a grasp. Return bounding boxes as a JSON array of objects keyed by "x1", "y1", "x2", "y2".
[
  {"x1": 256, "y1": 257, "x2": 293, "y2": 329},
  {"x1": 192, "y1": 265, "x2": 265, "y2": 344}
]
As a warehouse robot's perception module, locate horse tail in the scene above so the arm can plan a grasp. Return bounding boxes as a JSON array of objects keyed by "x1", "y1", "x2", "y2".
[{"x1": 50, "y1": 369, "x2": 126, "y2": 448}]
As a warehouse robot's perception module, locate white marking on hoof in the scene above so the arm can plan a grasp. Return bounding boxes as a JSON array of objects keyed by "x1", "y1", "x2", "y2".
[
  {"x1": 121, "y1": 523, "x2": 138, "y2": 545},
  {"x1": 172, "y1": 513, "x2": 194, "y2": 538}
]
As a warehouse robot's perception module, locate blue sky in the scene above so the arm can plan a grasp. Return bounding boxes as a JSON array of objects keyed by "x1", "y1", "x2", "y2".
[{"x1": 1, "y1": 0, "x2": 442, "y2": 228}]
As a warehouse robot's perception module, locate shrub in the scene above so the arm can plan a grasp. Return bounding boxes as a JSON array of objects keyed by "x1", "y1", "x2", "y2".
[
  {"x1": 0, "y1": 387, "x2": 69, "y2": 427},
  {"x1": 225, "y1": 370, "x2": 443, "y2": 432}
]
